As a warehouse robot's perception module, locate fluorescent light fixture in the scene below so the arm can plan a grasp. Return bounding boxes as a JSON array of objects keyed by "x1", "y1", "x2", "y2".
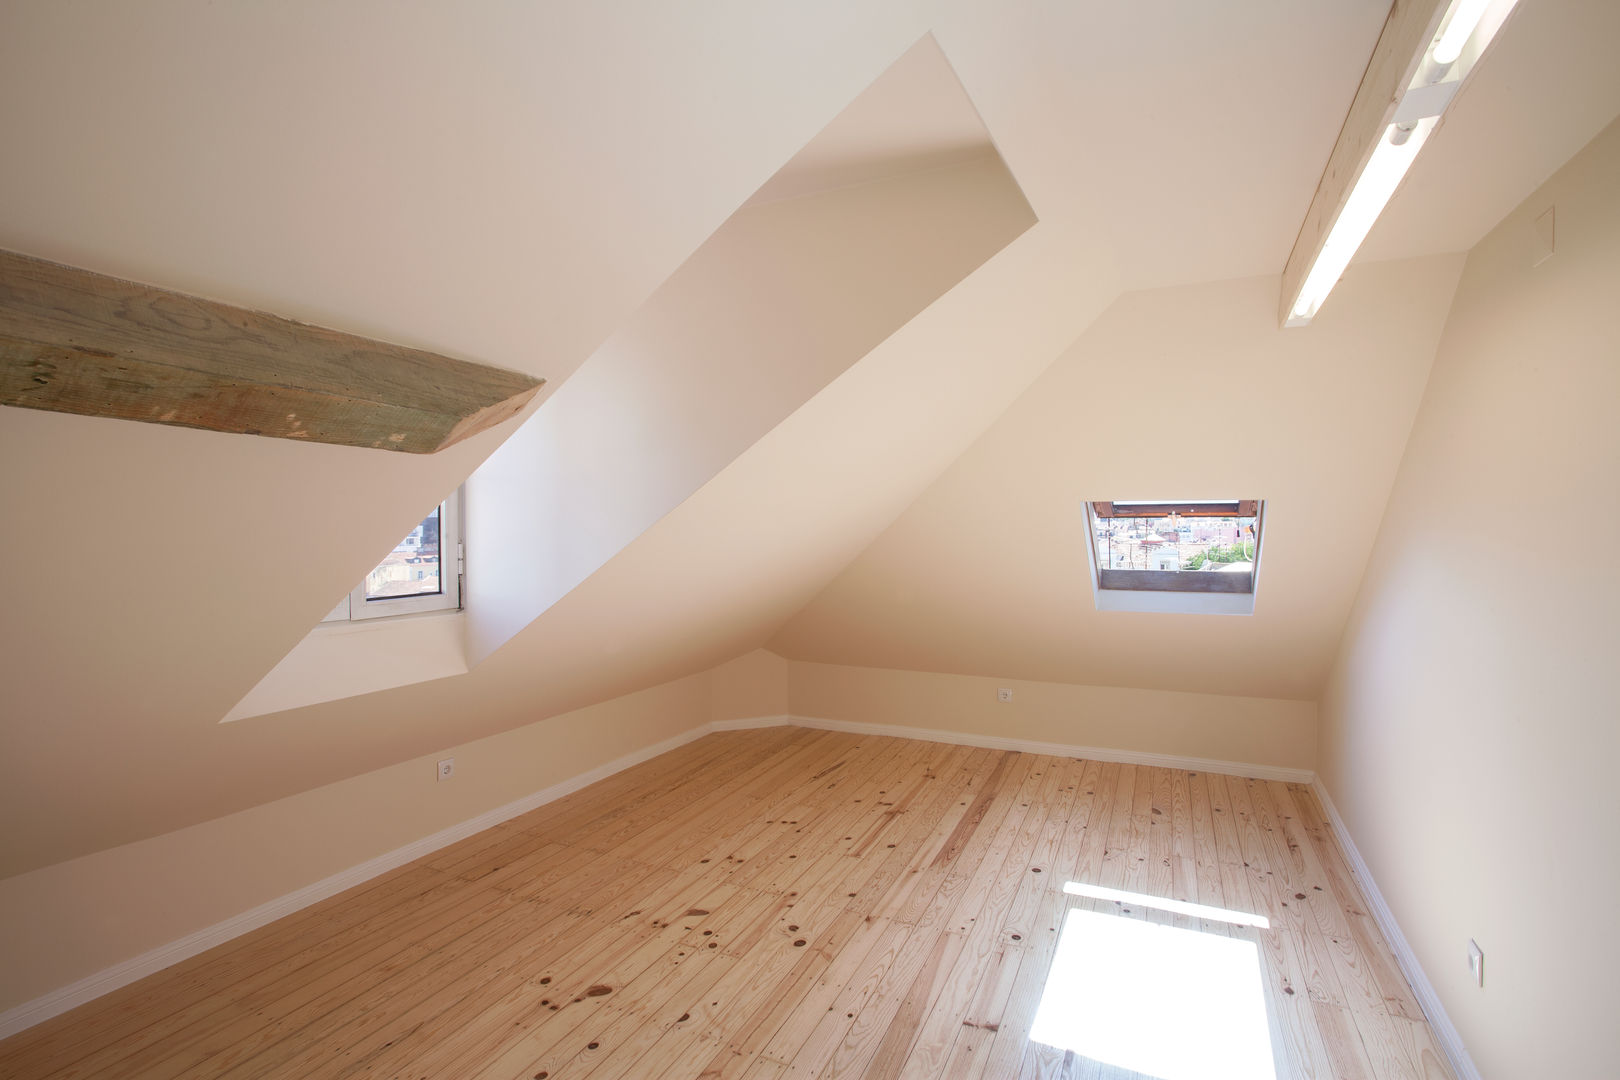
[
  {"x1": 1064, "y1": 880, "x2": 1271, "y2": 929},
  {"x1": 1432, "y1": 0, "x2": 1492, "y2": 64},
  {"x1": 1282, "y1": 0, "x2": 1520, "y2": 327},
  {"x1": 1285, "y1": 117, "x2": 1435, "y2": 326}
]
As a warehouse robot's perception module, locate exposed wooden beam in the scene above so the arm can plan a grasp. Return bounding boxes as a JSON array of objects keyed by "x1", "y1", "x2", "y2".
[
  {"x1": 1278, "y1": 0, "x2": 1451, "y2": 326},
  {"x1": 0, "y1": 250, "x2": 544, "y2": 453}
]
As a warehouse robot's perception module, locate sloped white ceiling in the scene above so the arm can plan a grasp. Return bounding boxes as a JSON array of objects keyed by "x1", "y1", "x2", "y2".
[
  {"x1": 1360, "y1": 0, "x2": 1620, "y2": 262},
  {"x1": 223, "y1": 38, "x2": 1035, "y2": 720},
  {"x1": 1, "y1": 0, "x2": 1616, "y2": 877},
  {"x1": 768, "y1": 257, "x2": 1467, "y2": 700}
]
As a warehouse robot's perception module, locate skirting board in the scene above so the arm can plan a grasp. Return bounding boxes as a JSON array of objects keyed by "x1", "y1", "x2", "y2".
[
  {"x1": 784, "y1": 714, "x2": 1316, "y2": 784},
  {"x1": 0, "y1": 711, "x2": 1308, "y2": 1039},
  {"x1": 1312, "y1": 779, "x2": 1480, "y2": 1080}
]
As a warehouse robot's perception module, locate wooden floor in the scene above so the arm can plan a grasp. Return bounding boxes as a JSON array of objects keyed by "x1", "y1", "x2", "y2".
[{"x1": 0, "y1": 728, "x2": 1451, "y2": 1079}]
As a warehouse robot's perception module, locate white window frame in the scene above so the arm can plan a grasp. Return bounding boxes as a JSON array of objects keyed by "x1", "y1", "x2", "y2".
[
  {"x1": 324, "y1": 487, "x2": 464, "y2": 623},
  {"x1": 1083, "y1": 499, "x2": 1264, "y2": 616}
]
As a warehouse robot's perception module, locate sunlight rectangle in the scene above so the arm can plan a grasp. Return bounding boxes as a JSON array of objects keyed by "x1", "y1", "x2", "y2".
[
  {"x1": 1031, "y1": 908, "x2": 1277, "y2": 1080},
  {"x1": 1063, "y1": 880, "x2": 1270, "y2": 929}
]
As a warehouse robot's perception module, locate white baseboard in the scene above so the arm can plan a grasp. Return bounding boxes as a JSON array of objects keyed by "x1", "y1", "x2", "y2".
[
  {"x1": 0, "y1": 712, "x2": 1310, "y2": 1040},
  {"x1": 1311, "y1": 779, "x2": 1479, "y2": 1080},
  {"x1": 709, "y1": 714, "x2": 792, "y2": 731},
  {"x1": 789, "y1": 714, "x2": 1316, "y2": 784},
  {"x1": 0, "y1": 721, "x2": 718, "y2": 1042}
]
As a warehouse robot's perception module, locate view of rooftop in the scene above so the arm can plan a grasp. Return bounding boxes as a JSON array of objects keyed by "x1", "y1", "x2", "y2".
[{"x1": 1094, "y1": 510, "x2": 1258, "y2": 575}]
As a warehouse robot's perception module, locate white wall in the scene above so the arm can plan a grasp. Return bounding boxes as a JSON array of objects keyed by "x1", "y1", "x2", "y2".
[
  {"x1": 788, "y1": 658, "x2": 1316, "y2": 772},
  {"x1": 0, "y1": 671, "x2": 712, "y2": 1017},
  {"x1": 770, "y1": 255, "x2": 1465, "y2": 701},
  {"x1": 711, "y1": 648, "x2": 791, "y2": 723},
  {"x1": 1319, "y1": 117, "x2": 1620, "y2": 1078},
  {"x1": 464, "y1": 150, "x2": 1033, "y2": 665}
]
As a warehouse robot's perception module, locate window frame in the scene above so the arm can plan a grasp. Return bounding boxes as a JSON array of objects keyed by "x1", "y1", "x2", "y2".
[
  {"x1": 324, "y1": 487, "x2": 464, "y2": 623},
  {"x1": 1083, "y1": 499, "x2": 1265, "y2": 615}
]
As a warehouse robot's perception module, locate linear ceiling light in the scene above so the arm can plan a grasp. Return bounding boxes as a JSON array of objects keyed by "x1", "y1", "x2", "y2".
[
  {"x1": 1289, "y1": 118, "x2": 1436, "y2": 325},
  {"x1": 1280, "y1": 0, "x2": 1521, "y2": 328},
  {"x1": 1432, "y1": 0, "x2": 1494, "y2": 65}
]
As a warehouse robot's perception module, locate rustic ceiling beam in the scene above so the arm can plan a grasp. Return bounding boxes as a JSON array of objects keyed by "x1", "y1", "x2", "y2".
[
  {"x1": 0, "y1": 249, "x2": 544, "y2": 453},
  {"x1": 1278, "y1": 0, "x2": 1451, "y2": 326}
]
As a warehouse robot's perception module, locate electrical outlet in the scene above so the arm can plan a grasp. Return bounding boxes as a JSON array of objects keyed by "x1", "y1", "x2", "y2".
[
  {"x1": 1467, "y1": 939, "x2": 1484, "y2": 986},
  {"x1": 997, "y1": 688, "x2": 1014, "y2": 703},
  {"x1": 437, "y1": 757, "x2": 455, "y2": 782}
]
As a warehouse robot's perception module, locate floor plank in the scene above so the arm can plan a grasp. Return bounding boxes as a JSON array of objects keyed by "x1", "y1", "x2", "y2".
[{"x1": 0, "y1": 729, "x2": 1451, "y2": 1080}]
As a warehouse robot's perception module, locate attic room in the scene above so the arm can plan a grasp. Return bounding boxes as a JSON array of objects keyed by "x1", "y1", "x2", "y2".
[{"x1": 0, "y1": 1, "x2": 1614, "y2": 1077}]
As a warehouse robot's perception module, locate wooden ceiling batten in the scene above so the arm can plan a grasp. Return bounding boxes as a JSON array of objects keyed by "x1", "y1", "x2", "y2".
[{"x1": 0, "y1": 249, "x2": 544, "y2": 453}]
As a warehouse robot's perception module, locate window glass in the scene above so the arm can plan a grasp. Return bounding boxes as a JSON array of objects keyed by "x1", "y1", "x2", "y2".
[
  {"x1": 324, "y1": 489, "x2": 462, "y2": 623},
  {"x1": 1096, "y1": 510, "x2": 1257, "y2": 573},
  {"x1": 363, "y1": 505, "x2": 443, "y2": 601}
]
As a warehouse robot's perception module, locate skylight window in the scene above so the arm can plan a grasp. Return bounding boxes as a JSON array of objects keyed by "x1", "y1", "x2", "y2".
[
  {"x1": 1083, "y1": 500, "x2": 1264, "y2": 615},
  {"x1": 324, "y1": 488, "x2": 463, "y2": 622}
]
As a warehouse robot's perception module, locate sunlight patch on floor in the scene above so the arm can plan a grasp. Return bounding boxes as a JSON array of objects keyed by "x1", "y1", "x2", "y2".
[
  {"x1": 1062, "y1": 880, "x2": 1271, "y2": 929},
  {"x1": 1030, "y1": 906, "x2": 1276, "y2": 1080}
]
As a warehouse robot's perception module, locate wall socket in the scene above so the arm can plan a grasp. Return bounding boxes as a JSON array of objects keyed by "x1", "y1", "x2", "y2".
[
  {"x1": 997, "y1": 688, "x2": 1014, "y2": 703},
  {"x1": 1467, "y1": 939, "x2": 1484, "y2": 987},
  {"x1": 437, "y1": 757, "x2": 455, "y2": 782}
]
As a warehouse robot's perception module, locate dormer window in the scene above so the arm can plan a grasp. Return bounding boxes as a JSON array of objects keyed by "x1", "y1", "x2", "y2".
[
  {"x1": 1083, "y1": 500, "x2": 1264, "y2": 615},
  {"x1": 324, "y1": 488, "x2": 464, "y2": 622}
]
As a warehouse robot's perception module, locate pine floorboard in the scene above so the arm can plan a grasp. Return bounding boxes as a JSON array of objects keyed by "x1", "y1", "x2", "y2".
[{"x1": 0, "y1": 728, "x2": 1453, "y2": 1079}]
